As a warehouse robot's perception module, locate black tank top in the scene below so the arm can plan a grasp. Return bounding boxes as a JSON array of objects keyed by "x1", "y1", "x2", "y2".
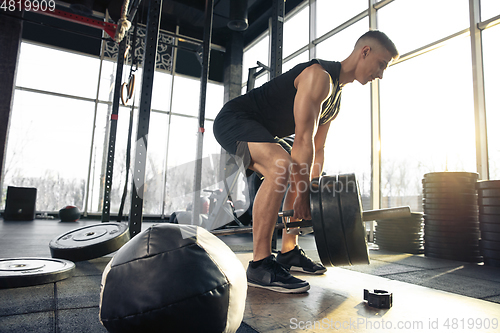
[{"x1": 230, "y1": 59, "x2": 342, "y2": 138}]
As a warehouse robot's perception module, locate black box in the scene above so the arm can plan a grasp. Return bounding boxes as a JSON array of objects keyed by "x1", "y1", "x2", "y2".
[{"x1": 3, "y1": 186, "x2": 37, "y2": 221}]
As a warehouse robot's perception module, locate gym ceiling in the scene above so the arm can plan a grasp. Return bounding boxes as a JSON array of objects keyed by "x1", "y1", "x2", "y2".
[{"x1": 21, "y1": 0, "x2": 303, "y2": 82}]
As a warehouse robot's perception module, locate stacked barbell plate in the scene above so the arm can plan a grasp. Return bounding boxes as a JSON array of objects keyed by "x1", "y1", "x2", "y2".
[
  {"x1": 375, "y1": 213, "x2": 424, "y2": 254},
  {"x1": 477, "y1": 180, "x2": 500, "y2": 267},
  {"x1": 422, "y1": 172, "x2": 481, "y2": 262}
]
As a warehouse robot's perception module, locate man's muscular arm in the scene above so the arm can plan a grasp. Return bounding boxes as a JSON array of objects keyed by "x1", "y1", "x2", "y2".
[
  {"x1": 311, "y1": 121, "x2": 331, "y2": 179},
  {"x1": 290, "y1": 64, "x2": 331, "y2": 220}
]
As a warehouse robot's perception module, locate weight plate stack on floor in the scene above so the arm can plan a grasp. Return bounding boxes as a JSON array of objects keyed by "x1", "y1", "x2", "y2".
[
  {"x1": 375, "y1": 213, "x2": 424, "y2": 254},
  {"x1": 422, "y1": 172, "x2": 481, "y2": 262},
  {"x1": 477, "y1": 180, "x2": 500, "y2": 267}
]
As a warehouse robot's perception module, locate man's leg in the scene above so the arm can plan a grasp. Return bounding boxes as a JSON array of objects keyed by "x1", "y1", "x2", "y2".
[
  {"x1": 276, "y1": 185, "x2": 327, "y2": 275},
  {"x1": 245, "y1": 142, "x2": 310, "y2": 293},
  {"x1": 246, "y1": 142, "x2": 291, "y2": 261}
]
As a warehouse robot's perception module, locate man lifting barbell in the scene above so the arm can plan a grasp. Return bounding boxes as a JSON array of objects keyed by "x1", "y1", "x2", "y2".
[{"x1": 213, "y1": 30, "x2": 399, "y2": 293}]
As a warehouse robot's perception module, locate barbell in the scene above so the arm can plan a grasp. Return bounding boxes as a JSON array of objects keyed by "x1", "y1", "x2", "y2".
[{"x1": 212, "y1": 173, "x2": 412, "y2": 267}]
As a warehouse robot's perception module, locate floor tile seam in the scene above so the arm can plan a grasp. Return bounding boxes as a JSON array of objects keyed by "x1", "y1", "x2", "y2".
[
  {"x1": 56, "y1": 305, "x2": 100, "y2": 311},
  {"x1": 372, "y1": 268, "x2": 429, "y2": 278},
  {"x1": 370, "y1": 258, "x2": 462, "y2": 270},
  {"x1": 371, "y1": 258, "x2": 493, "y2": 272},
  {"x1": 0, "y1": 309, "x2": 55, "y2": 318},
  {"x1": 480, "y1": 293, "x2": 500, "y2": 300},
  {"x1": 376, "y1": 266, "x2": 500, "y2": 284},
  {"x1": 71, "y1": 273, "x2": 106, "y2": 277},
  {"x1": 54, "y1": 284, "x2": 59, "y2": 333}
]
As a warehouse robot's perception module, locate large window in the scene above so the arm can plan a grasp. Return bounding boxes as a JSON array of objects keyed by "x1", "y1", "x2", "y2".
[
  {"x1": 316, "y1": 21, "x2": 371, "y2": 209},
  {"x1": 3, "y1": 0, "x2": 499, "y2": 219},
  {"x1": 378, "y1": 0, "x2": 470, "y2": 55},
  {"x1": 316, "y1": 18, "x2": 368, "y2": 61},
  {"x1": 483, "y1": 24, "x2": 500, "y2": 179},
  {"x1": 323, "y1": 83, "x2": 371, "y2": 209},
  {"x1": 15, "y1": 42, "x2": 100, "y2": 99},
  {"x1": 316, "y1": 0, "x2": 367, "y2": 38},
  {"x1": 4, "y1": 89, "x2": 95, "y2": 211},
  {"x1": 283, "y1": 6, "x2": 309, "y2": 59},
  {"x1": 481, "y1": 0, "x2": 500, "y2": 21},
  {"x1": 2, "y1": 41, "x2": 225, "y2": 216},
  {"x1": 380, "y1": 36, "x2": 475, "y2": 210},
  {"x1": 242, "y1": 35, "x2": 269, "y2": 86}
]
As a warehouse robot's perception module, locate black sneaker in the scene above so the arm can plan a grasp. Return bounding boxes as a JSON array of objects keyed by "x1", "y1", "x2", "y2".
[
  {"x1": 276, "y1": 246, "x2": 327, "y2": 275},
  {"x1": 247, "y1": 255, "x2": 310, "y2": 293}
]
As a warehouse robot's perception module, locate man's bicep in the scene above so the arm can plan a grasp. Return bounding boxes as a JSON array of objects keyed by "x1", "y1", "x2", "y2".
[{"x1": 293, "y1": 66, "x2": 331, "y2": 142}]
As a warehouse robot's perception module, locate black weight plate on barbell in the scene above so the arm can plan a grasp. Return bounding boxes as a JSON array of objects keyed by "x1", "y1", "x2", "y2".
[
  {"x1": 49, "y1": 222, "x2": 130, "y2": 262},
  {"x1": 477, "y1": 180, "x2": 500, "y2": 189},
  {"x1": 480, "y1": 206, "x2": 500, "y2": 215},
  {"x1": 479, "y1": 215, "x2": 500, "y2": 224},
  {"x1": 483, "y1": 258, "x2": 500, "y2": 267},
  {"x1": 481, "y1": 231, "x2": 500, "y2": 242},
  {"x1": 425, "y1": 229, "x2": 480, "y2": 239},
  {"x1": 479, "y1": 240, "x2": 500, "y2": 251},
  {"x1": 424, "y1": 223, "x2": 479, "y2": 234},
  {"x1": 310, "y1": 177, "x2": 335, "y2": 267},
  {"x1": 478, "y1": 189, "x2": 500, "y2": 197},
  {"x1": 0, "y1": 257, "x2": 75, "y2": 289},
  {"x1": 337, "y1": 173, "x2": 369, "y2": 265},
  {"x1": 424, "y1": 251, "x2": 482, "y2": 263},
  {"x1": 480, "y1": 223, "x2": 500, "y2": 233},
  {"x1": 479, "y1": 198, "x2": 500, "y2": 206},
  {"x1": 479, "y1": 246, "x2": 500, "y2": 260}
]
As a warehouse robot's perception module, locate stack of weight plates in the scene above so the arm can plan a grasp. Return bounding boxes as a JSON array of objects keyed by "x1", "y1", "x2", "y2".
[
  {"x1": 478, "y1": 180, "x2": 500, "y2": 267},
  {"x1": 375, "y1": 213, "x2": 424, "y2": 254},
  {"x1": 422, "y1": 172, "x2": 481, "y2": 262}
]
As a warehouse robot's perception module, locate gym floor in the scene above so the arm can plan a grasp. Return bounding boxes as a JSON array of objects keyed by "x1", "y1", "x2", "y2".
[{"x1": 1, "y1": 218, "x2": 500, "y2": 333}]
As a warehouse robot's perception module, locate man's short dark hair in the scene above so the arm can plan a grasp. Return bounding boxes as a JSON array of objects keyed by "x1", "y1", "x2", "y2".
[{"x1": 356, "y1": 30, "x2": 399, "y2": 60}]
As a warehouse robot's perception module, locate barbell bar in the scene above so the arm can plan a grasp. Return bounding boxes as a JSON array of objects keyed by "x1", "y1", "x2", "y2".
[{"x1": 212, "y1": 173, "x2": 413, "y2": 267}]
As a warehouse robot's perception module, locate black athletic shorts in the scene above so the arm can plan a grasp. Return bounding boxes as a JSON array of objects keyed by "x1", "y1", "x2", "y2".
[{"x1": 213, "y1": 100, "x2": 292, "y2": 176}]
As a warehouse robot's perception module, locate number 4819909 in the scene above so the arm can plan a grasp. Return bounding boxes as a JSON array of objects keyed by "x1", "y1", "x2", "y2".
[{"x1": 1, "y1": 0, "x2": 56, "y2": 12}]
